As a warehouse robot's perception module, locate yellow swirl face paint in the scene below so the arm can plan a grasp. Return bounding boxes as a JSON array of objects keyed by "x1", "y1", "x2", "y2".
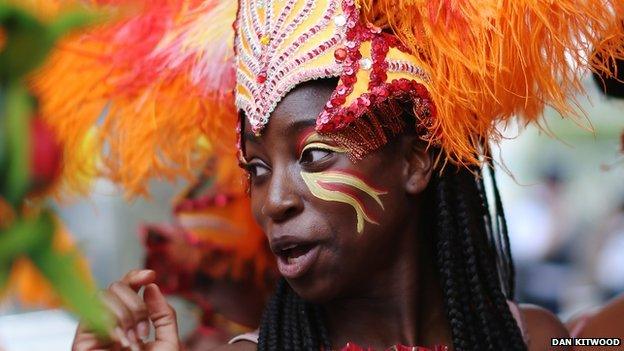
[
  {"x1": 301, "y1": 169, "x2": 387, "y2": 234},
  {"x1": 297, "y1": 130, "x2": 349, "y2": 156}
]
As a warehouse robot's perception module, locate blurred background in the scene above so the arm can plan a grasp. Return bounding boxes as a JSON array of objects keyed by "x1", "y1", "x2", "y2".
[{"x1": 0, "y1": 74, "x2": 623, "y2": 350}]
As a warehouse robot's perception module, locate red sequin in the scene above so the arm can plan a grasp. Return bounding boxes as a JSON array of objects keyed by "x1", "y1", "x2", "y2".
[
  {"x1": 256, "y1": 73, "x2": 267, "y2": 84},
  {"x1": 315, "y1": 0, "x2": 436, "y2": 140}
]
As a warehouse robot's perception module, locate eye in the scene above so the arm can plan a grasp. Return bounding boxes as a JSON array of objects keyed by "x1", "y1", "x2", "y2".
[
  {"x1": 243, "y1": 159, "x2": 270, "y2": 179},
  {"x1": 299, "y1": 144, "x2": 334, "y2": 165}
]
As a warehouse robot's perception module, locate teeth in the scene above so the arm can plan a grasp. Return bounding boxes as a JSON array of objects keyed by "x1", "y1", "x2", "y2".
[{"x1": 282, "y1": 244, "x2": 298, "y2": 251}]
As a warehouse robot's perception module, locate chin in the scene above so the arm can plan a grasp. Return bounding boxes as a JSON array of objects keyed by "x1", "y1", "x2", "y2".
[{"x1": 286, "y1": 270, "x2": 343, "y2": 304}]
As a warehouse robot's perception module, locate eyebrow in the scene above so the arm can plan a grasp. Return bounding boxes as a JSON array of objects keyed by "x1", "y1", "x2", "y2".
[{"x1": 243, "y1": 118, "x2": 317, "y2": 144}]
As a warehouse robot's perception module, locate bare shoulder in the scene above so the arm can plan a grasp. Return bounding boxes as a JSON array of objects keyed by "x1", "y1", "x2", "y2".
[
  {"x1": 520, "y1": 303, "x2": 570, "y2": 351},
  {"x1": 209, "y1": 341, "x2": 257, "y2": 351}
]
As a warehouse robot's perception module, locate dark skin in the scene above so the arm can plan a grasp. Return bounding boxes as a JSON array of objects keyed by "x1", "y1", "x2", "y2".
[
  {"x1": 240, "y1": 80, "x2": 449, "y2": 348},
  {"x1": 72, "y1": 80, "x2": 570, "y2": 351},
  {"x1": 221, "y1": 79, "x2": 570, "y2": 351}
]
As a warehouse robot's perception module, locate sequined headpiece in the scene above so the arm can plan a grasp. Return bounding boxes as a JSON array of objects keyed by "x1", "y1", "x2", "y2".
[
  {"x1": 32, "y1": 0, "x2": 624, "y2": 196},
  {"x1": 234, "y1": 0, "x2": 433, "y2": 150}
]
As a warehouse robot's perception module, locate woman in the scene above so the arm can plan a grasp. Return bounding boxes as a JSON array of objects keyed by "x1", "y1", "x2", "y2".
[
  {"x1": 71, "y1": 78, "x2": 567, "y2": 350},
  {"x1": 34, "y1": 0, "x2": 623, "y2": 350}
]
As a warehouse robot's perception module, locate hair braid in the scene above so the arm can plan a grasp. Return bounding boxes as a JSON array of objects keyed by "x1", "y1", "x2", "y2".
[
  {"x1": 431, "y1": 173, "x2": 470, "y2": 350},
  {"x1": 456, "y1": 168, "x2": 527, "y2": 350}
]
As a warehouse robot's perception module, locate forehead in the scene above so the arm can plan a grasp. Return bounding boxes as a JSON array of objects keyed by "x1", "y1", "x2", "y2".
[{"x1": 243, "y1": 80, "x2": 336, "y2": 139}]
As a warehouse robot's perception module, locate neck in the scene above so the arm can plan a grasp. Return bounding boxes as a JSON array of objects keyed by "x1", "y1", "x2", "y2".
[{"x1": 322, "y1": 218, "x2": 451, "y2": 350}]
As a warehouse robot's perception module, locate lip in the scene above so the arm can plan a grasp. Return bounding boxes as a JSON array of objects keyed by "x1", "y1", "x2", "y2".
[
  {"x1": 270, "y1": 235, "x2": 322, "y2": 279},
  {"x1": 276, "y1": 244, "x2": 321, "y2": 279}
]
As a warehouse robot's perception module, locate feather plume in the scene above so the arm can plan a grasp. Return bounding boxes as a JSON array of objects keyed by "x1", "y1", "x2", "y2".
[
  {"x1": 30, "y1": 0, "x2": 240, "y2": 197},
  {"x1": 359, "y1": 0, "x2": 624, "y2": 164}
]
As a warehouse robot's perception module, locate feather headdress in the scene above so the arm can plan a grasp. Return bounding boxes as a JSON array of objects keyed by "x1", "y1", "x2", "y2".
[{"x1": 31, "y1": 0, "x2": 624, "y2": 196}]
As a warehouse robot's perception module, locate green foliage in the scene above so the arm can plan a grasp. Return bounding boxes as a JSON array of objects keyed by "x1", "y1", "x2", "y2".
[
  {"x1": 1, "y1": 82, "x2": 32, "y2": 205},
  {"x1": 0, "y1": 3, "x2": 111, "y2": 337},
  {"x1": 0, "y1": 4, "x2": 96, "y2": 81}
]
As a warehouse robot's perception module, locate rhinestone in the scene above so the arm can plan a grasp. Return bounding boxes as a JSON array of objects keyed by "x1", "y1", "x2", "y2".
[
  {"x1": 334, "y1": 15, "x2": 347, "y2": 27},
  {"x1": 359, "y1": 58, "x2": 372, "y2": 70},
  {"x1": 257, "y1": 73, "x2": 267, "y2": 84},
  {"x1": 334, "y1": 47, "x2": 348, "y2": 62}
]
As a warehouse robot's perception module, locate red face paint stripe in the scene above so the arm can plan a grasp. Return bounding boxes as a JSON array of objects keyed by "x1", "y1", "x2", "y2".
[
  {"x1": 316, "y1": 180, "x2": 380, "y2": 224},
  {"x1": 296, "y1": 128, "x2": 317, "y2": 156}
]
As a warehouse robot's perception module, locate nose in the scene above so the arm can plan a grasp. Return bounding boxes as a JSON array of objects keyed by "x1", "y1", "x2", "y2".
[{"x1": 261, "y1": 166, "x2": 304, "y2": 223}]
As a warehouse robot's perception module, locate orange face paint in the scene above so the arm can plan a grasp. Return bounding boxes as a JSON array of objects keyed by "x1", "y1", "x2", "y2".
[{"x1": 301, "y1": 169, "x2": 387, "y2": 234}]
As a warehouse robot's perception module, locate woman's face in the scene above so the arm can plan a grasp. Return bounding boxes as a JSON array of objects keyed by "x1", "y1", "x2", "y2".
[{"x1": 242, "y1": 80, "x2": 429, "y2": 302}]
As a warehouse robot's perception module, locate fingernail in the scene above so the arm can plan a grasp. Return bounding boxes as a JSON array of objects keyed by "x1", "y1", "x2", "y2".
[
  {"x1": 115, "y1": 327, "x2": 130, "y2": 348},
  {"x1": 137, "y1": 321, "x2": 149, "y2": 339},
  {"x1": 127, "y1": 329, "x2": 138, "y2": 344}
]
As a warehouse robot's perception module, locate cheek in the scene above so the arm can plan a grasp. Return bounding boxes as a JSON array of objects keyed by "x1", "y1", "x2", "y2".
[
  {"x1": 300, "y1": 169, "x2": 388, "y2": 234},
  {"x1": 249, "y1": 188, "x2": 267, "y2": 228}
]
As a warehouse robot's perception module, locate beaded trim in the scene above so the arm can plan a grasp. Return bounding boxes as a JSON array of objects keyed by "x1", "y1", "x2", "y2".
[
  {"x1": 235, "y1": 0, "x2": 346, "y2": 133},
  {"x1": 234, "y1": 0, "x2": 436, "y2": 158},
  {"x1": 316, "y1": 0, "x2": 435, "y2": 135}
]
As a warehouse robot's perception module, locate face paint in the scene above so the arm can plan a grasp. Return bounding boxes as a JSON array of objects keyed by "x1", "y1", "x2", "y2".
[
  {"x1": 297, "y1": 130, "x2": 349, "y2": 157},
  {"x1": 301, "y1": 169, "x2": 387, "y2": 234}
]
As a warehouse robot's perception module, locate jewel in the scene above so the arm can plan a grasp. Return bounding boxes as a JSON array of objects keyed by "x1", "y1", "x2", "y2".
[
  {"x1": 334, "y1": 14, "x2": 347, "y2": 27},
  {"x1": 257, "y1": 73, "x2": 267, "y2": 84},
  {"x1": 334, "y1": 47, "x2": 348, "y2": 62},
  {"x1": 359, "y1": 58, "x2": 372, "y2": 70},
  {"x1": 260, "y1": 35, "x2": 271, "y2": 45}
]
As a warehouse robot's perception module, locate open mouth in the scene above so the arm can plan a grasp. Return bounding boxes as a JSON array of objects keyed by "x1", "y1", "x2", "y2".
[
  {"x1": 274, "y1": 242, "x2": 321, "y2": 279},
  {"x1": 278, "y1": 243, "x2": 315, "y2": 260}
]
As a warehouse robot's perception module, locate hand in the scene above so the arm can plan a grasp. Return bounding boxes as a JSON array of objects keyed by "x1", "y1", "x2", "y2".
[{"x1": 72, "y1": 269, "x2": 181, "y2": 351}]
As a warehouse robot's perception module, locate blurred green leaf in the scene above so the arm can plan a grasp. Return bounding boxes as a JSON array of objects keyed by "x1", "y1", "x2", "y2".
[
  {"x1": 0, "y1": 5, "x2": 96, "y2": 81},
  {"x1": 0, "y1": 86, "x2": 6, "y2": 187},
  {"x1": 1, "y1": 82, "x2": 31, "y2": 205},
  {"x1": 0, "y1": 210, "x2": 54, "y2": 260},
  {"x1": 0, "y1": 261, "x2": 9, "y2": 292},
  {"x1": 32, "y1": 246, "x2": 112, "y2": 336}
]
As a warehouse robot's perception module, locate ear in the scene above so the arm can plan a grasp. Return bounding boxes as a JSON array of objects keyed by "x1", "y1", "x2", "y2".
[{"x1": 402, "y1": 135, "x2": 433, "y2": 195}]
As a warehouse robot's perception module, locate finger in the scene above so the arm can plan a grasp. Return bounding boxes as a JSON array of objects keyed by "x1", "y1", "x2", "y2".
[
  {"x1": 109, "y1": 281, "x2": 150, "y2": 339},
  {"x1": 144, "y1": 284, "x2": 179, "y2": 345},
  {"x1": 120, "y1": 269, "x2": 156, "y2": 291},
  {"x1": 100, "y1": 290, "x2": 136, "y2": 333},
  {"x1": 72, "y1": 329, "x2": 115, "y2": 351}
]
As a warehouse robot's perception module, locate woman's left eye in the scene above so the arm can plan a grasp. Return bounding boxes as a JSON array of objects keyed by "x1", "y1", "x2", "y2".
[{"x1": 299, "y1": 147, "x2": 333, "y2": 164}]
